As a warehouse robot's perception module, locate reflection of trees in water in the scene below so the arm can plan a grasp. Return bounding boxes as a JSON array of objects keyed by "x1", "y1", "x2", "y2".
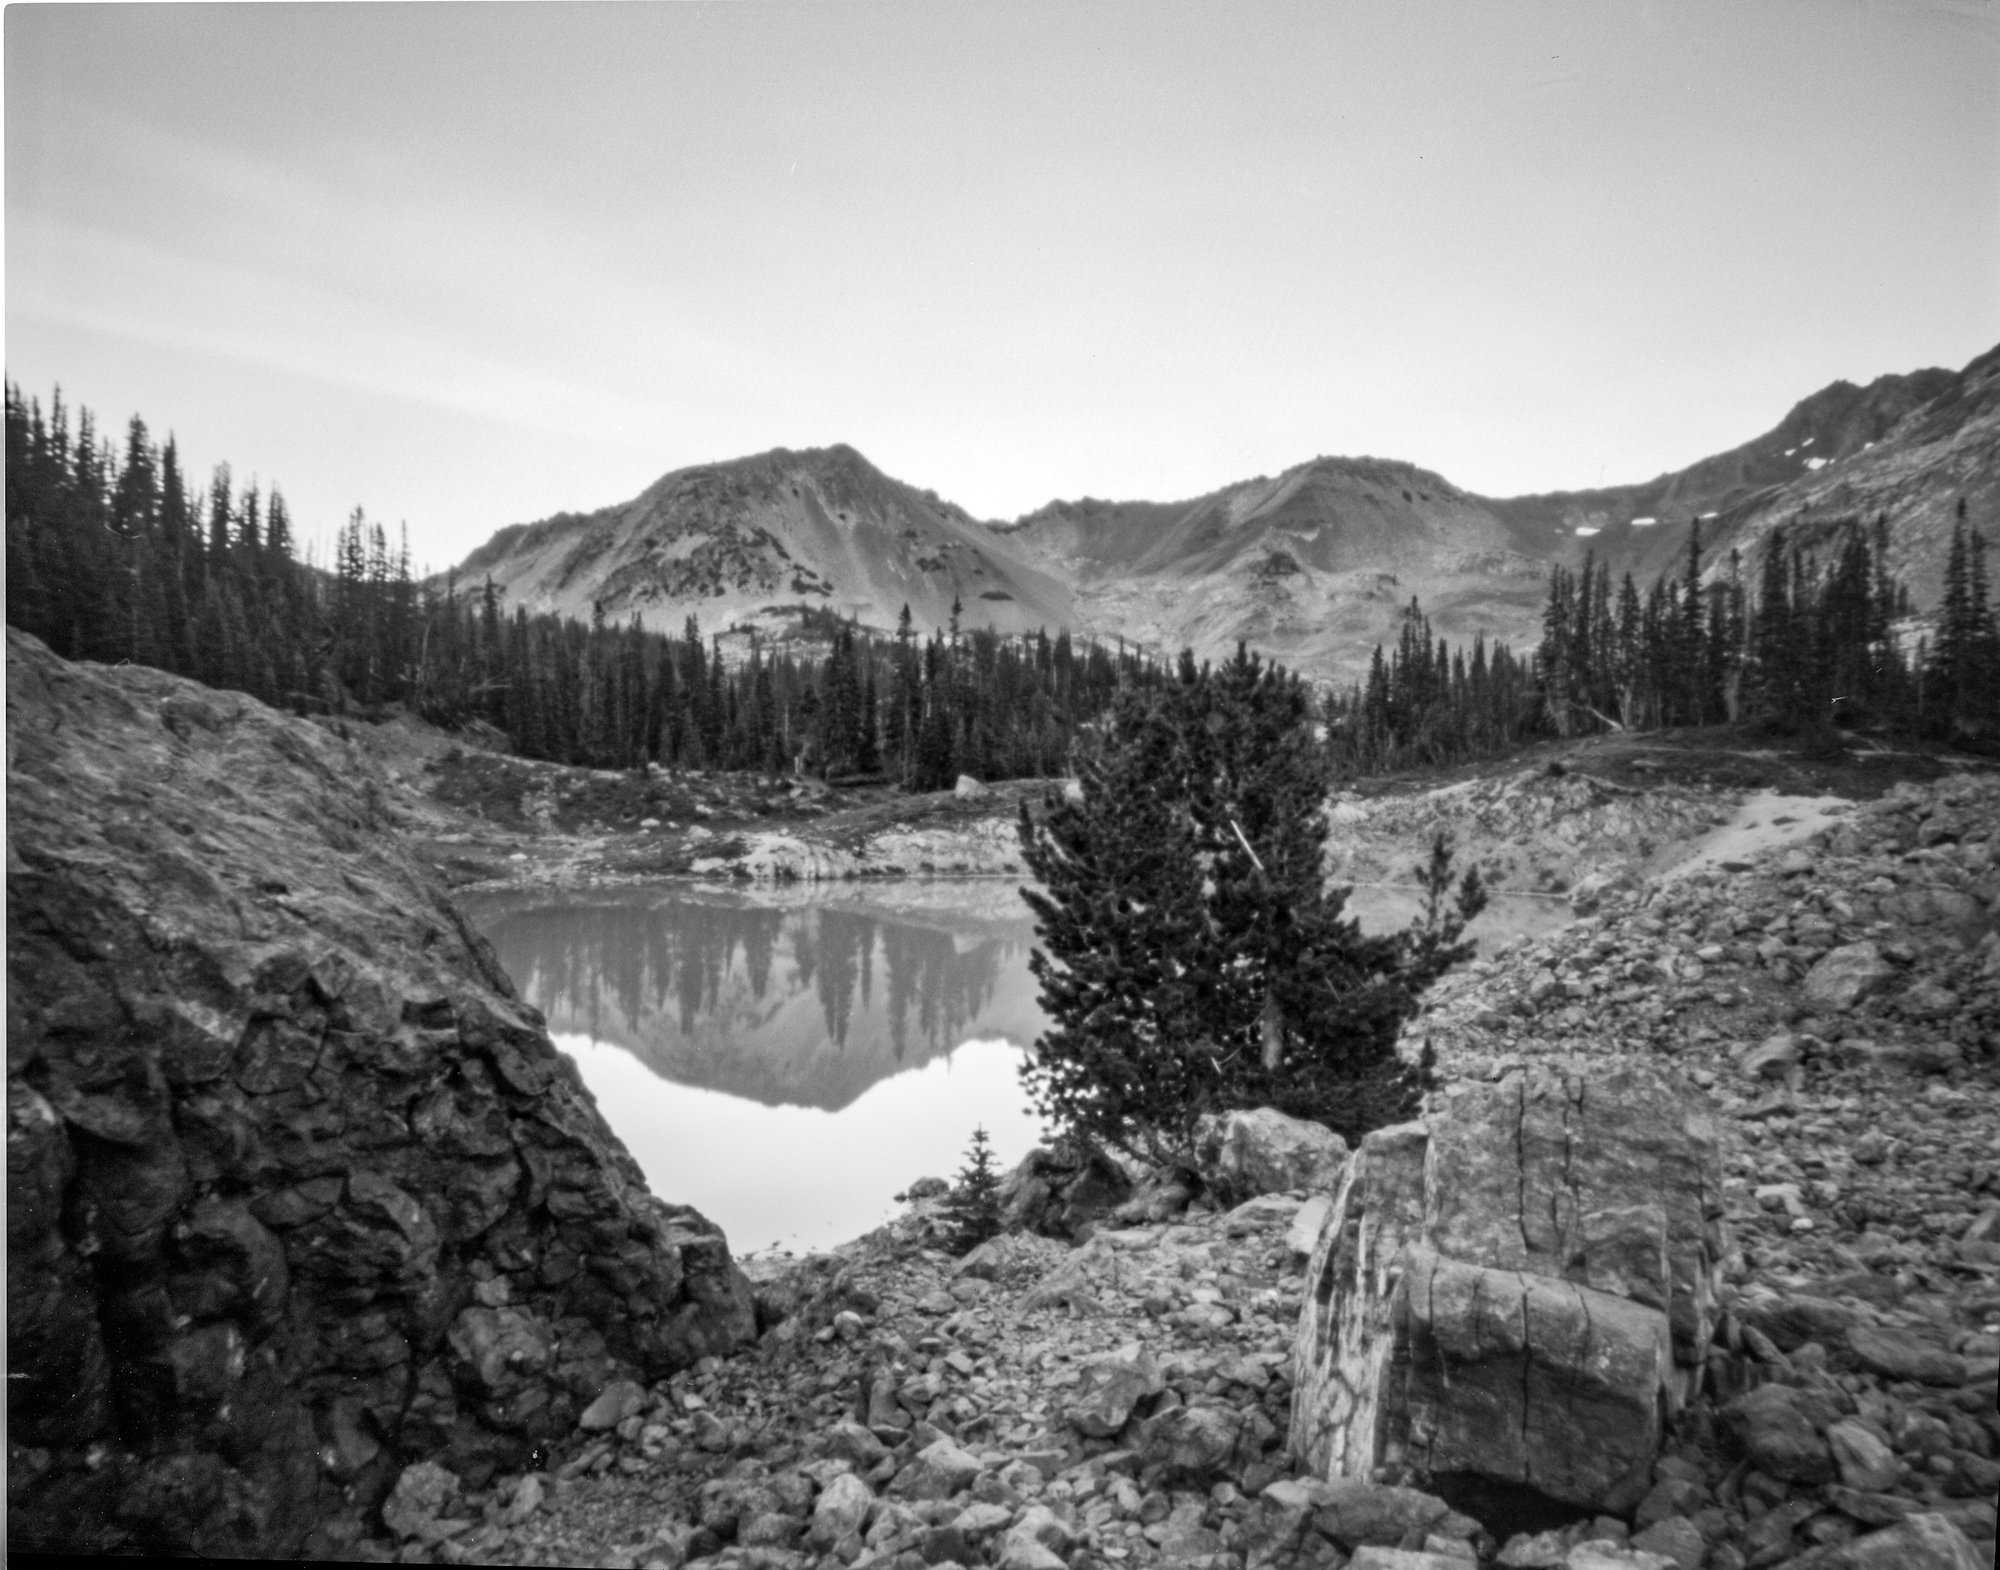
[{"x1": 476, "y1": 897, "x2": 1037, "y2": 1109}]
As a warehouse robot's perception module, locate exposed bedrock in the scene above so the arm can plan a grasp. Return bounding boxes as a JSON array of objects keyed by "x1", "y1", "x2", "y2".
[
  {"x1": 1290, "y1": 1060, "x2": 1725, "y2": 1520},
  {"x1": 5, "y1": 631, "x2": 755, "y2": 1559}
]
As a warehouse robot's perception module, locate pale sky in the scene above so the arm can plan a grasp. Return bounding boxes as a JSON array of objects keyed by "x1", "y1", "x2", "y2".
[{"x1": 7, "y1": 1, "x2": 1998, "y2": 571}]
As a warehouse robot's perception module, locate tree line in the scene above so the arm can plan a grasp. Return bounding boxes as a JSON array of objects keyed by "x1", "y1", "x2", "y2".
[
  {"x1": 9, "y1": 381, "x2": 1994, "y2": 792},
  {"x1": 5, "y1": 381, "x2": 1173, "y2": 786},
  {"x1": 1320, "y1": 507, "x2": 1996, "y2": 776},
  {"x1": 1531, "y1": 511, "x2": 1996, "y2": 747}
]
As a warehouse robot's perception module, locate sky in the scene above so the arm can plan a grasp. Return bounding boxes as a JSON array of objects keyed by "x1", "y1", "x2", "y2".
[{"x1": 7, "y1": 1, "x2": 1998, "y2": 572}]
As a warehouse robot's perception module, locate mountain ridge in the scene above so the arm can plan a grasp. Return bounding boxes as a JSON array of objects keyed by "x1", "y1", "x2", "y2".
[{"x1": 449, "y1": 344, "x2": 1999, "y2": 681}]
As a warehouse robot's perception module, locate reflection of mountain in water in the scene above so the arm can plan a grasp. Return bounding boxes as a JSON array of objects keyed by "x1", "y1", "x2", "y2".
[{"x1": 465, "y1": 887, "x2": 1049, "y2": 1111}]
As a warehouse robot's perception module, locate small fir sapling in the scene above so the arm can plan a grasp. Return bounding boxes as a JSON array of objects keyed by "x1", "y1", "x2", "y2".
[{"x1": 940, "y1": 1126, "x2": 1004, "y2": 1254}]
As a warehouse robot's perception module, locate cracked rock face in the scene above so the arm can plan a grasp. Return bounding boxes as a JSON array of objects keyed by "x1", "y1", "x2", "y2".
[
  {"x1": 1291, "y1": 1061, "x2": 1724, "y2": 1516},
  {"x1": 5, "y1": 632, "x2": 755, "y2": 1559}
]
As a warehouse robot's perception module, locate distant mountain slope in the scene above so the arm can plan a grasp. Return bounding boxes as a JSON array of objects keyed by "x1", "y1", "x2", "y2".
[
  {"x1": 1485, "y1": 348, "x2": 2000, "y2": 608},
  {"x1": 992, "y1": 455, "x2": 1551, "y2": 678},
  {"x1": 456, "y1": 443, "x2": 1072, "y2": 640},
  {"x1": 450, "y1": 344, "x2": 1996, "y2": 682}
]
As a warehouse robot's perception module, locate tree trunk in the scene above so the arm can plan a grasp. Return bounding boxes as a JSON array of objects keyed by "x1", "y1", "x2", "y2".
[{"x1": 1261, "y1": 991, "x2": 1285, "y2": 1071}]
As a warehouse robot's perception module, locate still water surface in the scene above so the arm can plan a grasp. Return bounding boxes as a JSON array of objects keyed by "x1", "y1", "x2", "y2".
[
  {"x1": 465, "y1": 880, "x2": 1566, "y2": 1255},
  {"x1": 465, "y1": 882, "x2": 1051, "y2": 1254}
]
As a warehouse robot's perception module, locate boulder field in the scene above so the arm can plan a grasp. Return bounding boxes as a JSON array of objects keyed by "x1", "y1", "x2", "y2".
[{"x1": 5, "y1": 630, "x2": 756, "y2": 1558}]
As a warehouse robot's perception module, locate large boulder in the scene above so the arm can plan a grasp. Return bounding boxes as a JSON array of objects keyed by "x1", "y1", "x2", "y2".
[
  {"x1": 5, "y1": 633, "x2": 757, "y2": 1559},
  {"x1": 1292, "y1": 1062, "x2": 1724, "y2": 1518},
  {"x1": 1193, "y1": 1106, "x2": 1348, "y2": 1203}
]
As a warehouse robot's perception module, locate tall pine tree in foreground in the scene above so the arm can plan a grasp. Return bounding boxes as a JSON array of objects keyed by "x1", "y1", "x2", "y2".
[{"x1": 1018, "y1": 644, "x2": 1486, "y2": 1163}]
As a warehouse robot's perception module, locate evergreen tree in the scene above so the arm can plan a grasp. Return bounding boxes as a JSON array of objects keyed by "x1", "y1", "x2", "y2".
[
  {"x1": 1018, "y1": 645, "x2": 1484, "y2": 1161},
  {"x1": 937, "y1": 1126, "x2": 1004, "y2": 1253},
  {"x1": 1927, "y1": 501, "x2": 1999, "y2": 744}
]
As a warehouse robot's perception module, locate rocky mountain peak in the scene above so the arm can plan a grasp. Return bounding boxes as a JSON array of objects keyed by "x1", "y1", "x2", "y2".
[
  {"x1": 449, "y1": 342, "x2": 1998, "y2": 681},
  {"x1": 452, "y1": 443, "x2": 1072, "y2": 642},
  {"x1": 1768, "y1": 366, "x2": 1960, "y2": 466}
]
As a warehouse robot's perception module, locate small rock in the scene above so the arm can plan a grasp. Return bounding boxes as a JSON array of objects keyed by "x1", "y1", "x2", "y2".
[
  {"x1": 1110, "y1": 1174, "x2": 1196, "y2": 1225},
  {"x1": 811, "y1": 1472, "x2": 876, "y2": 1548},
  {"x1": 1787, "y1": 1511, "x2": 1990, "y2": 1567},
  {"x1": 1826, "y1": 1419, "x2": 1900, "y2": 1493},
  {"x1": 382, "y1": 1461, "x2": 458, "y2": 1541},
  {"x1": 1564, "y1": 1544, "x2": 1676, "y2": 1570},
  {"x1": 995, "y1": 1537, "x2": 1067, "y2": 1570},
  {"x1": 1348, "y1": 1550, "x2": 1490, "y2": 1570},
  {"x1": 1739, "y1": 1294, "x2": 1855, "y2": 1352},
  {"x1": 921, "y1": 1523, "x2": 976, "y2": 1564},
  {"x1": 1498, "y1": 1528, "x2": 1575, "y2": 1568},
  {"x1": 1632, "y1": 1474, "x2": 1708, "y2": 1529},
  {"x1": 1847, "y1": 1325, "x2": 1967, "y2": 1386},
  {"x1": 949, "y1": 1502, "x2": 1015, "y2": 1539},
  {"x1": 1801, "y1": 943, "x2": 1896, "y2": 1011},
  {"x1": 500, "y1": 1473, "x2": 545, "y2": 1527},
  {"x1": 1628, "y1": 1515, "x2": 1705, "y2": 1570},
  {"x1": 579, "y1": 1378, "x2": 647, "y2": 1432},
  {"x1": 953, "y1": 1234, "x2": 1049, "y2": 1283},
  {"x1": 1134, "y1": 1404, "x2": 1246, "y2": 1486},
  {"x1": 1738, "y1": 1034, "x2": 1800, "y2": 1079},
  {"x1": 1722, "y1": 1384, "x2": 1835, "y2": 1484},
  {"x1": 1007, "y1": 1505, "x2": 1078, "y2": 1553},
  {"x1": 738, "y1": 1512, "x2": 803, "y2": 1548},
  {"x1": 692, "y1": 1410, "x2": 733, "y2": 1452},
  {"x1": 1898, "y1": 979, "x2": 1960, "y2": 1019},
  {"x1": 827, "y1": 1420, "x2": 891, "y2": 1468},
  {"x1": 1756, "y1": 1182, "x2": 1807, "y2": 1218},
  {"x1": 1570, "y1": 871, "x2": 1633, "y2": 916},
  {"x1": 1062, "y1": 1344, "x2": 1166, "y2": 1439},
  {"x1": 890, "y1": 1439, "x2": 985, "y2": 1501},
  {"x1": 1301, "y1": 1478, "x2": 1479, "y2": 1551}
]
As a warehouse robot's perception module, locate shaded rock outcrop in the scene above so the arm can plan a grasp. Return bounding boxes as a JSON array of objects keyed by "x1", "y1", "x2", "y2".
[
  {"x1": 998, "y1": 1135, "x2": 1135, "y2": 1240},
  {"x1": 5, "y1": 632, "x2": 755, "y2": 1559},
  {"x1": 1291, "y1": 1062, "x2": 1724, "y2": 1518}
]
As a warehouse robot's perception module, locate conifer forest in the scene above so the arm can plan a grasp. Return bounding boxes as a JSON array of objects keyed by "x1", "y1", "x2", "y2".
[{"x1": 8, "y1": 381, "x2": 1996, "y2": 790}]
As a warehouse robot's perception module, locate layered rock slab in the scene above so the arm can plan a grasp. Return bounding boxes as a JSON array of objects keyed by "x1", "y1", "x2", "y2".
[
  {"x1": 4, "y1": 632, "x2": 755, "y2": 1558},
  {"x1": 1291, "y1": 1061, "x2": 1724, "y2": 1515}
]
